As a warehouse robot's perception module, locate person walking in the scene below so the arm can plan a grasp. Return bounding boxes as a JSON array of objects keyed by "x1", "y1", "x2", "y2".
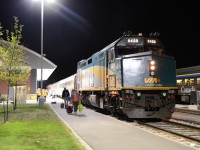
[
  {"x1": 62, "y1": 88, "x2": 70, "y2": 109},
  {"x1": 70, "y1": 89, "x2": 81, "y2": 115},
  {"x1": 36, "y1": 88, "x2": 41, "y2": 102}
]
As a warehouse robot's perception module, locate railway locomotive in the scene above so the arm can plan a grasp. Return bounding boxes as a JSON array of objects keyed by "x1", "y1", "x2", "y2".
[{"x1": 48, "y1": 31, "x2": 177, "y2": 119}]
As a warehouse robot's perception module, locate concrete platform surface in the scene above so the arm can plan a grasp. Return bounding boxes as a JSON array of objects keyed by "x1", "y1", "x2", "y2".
[{"x1": 47, "y1": 97, "x2": 196, "y2": 150}]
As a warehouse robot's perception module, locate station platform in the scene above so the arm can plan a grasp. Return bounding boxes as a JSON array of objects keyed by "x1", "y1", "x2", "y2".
[
  {"x1": 49, "y1": 100, "x2": 198, "y2": 150},
  {"x1": 26, "y1": 97, "x2": 200, "y2": 113},
  {"x1": 175, "y1": 104, "x2": 200, "y2": 115}
]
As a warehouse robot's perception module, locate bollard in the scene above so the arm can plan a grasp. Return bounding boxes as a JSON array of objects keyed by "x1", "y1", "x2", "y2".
[{"x1": 39, "y1": 96, "x2": 45, "y2": 108}]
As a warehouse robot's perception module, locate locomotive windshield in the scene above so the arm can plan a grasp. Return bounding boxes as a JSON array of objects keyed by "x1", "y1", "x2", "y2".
[{"x1": 115, "y1": 36, "x2": 165, "y2": 57}]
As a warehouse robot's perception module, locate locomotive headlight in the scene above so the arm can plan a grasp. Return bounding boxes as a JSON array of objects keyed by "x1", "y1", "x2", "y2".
[
  {"x1": 149, "y1": 60, "x2": 156, "y2": 76},
  {"x1": 150, "y1": 66, "x2": 155, "y2": 70},
  {"x1": 150, "y1": 60, "x2": 155, "y2": 65}
]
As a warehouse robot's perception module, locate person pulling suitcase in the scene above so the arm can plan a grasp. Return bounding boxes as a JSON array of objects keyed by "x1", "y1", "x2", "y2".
[{"x1": 70, "y1": 89, "x2": 81, "y2": 116}]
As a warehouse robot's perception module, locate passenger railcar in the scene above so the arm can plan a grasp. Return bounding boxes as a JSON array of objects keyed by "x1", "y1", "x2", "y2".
[
  {"x1": 176, "y1": 66, "x2": 200, "y2": 105},
  {"x1": 47, "y1": 74, "x2": 76, "y2": 98},
  {"x1": 48, "y1": 31, "x2": 178, "y2": 119}
]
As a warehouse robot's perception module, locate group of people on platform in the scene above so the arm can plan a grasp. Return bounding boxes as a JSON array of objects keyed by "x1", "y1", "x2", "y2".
[
  {"x1": 62, "y1": 88, "x2": 81, "y2": 115},
  {"x1": 36, "y1": 88, "x2": 48, "y2": 102}
]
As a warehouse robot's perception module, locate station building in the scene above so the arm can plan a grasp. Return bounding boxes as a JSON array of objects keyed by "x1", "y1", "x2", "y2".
[{"x1": 0, "y1": 41, "x2": 57, "y2": 102}]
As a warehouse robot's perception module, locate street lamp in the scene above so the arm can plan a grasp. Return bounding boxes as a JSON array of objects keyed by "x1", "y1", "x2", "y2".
[
  {"x1": 33, "y1": 0, "x2": 55, "y2": 106},
  {"x1": 40, "y1": 0, "x2": 44, "y2": 102}
]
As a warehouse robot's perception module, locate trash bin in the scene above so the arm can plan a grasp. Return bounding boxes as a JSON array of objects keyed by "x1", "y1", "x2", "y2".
[{"x1": 39, "y1": 96, "x2": 45, "y2": 108}]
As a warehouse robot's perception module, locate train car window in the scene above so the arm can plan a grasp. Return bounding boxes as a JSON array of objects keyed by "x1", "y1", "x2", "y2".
[
  {"x1": 184, "y1": 78, "x2": 194, "y2": 85},
  {"x1": 78, "y1": 60, "x2": 86, "y2": 69},
  {"x1": 190, "y1": 79, "x2": 194, "y2": 85},
  {"x1": 88, "y1": 58, "x2": 92, "y2": 64},
  {"x1": 197, "y1": 78, "x2": 200, "y2": 85},
  {"x1": 177, "y1": 79, "x2": 183, "y2": 85},
  {"x1": 99, "y1": 53, "x2": 104, "y2": 59},
  {"x1": 80, "y1": 62, "x2": 86, "y2": 68},
  {"x1": 94, "y1": 57, "x2": 97, "y2": 62}
]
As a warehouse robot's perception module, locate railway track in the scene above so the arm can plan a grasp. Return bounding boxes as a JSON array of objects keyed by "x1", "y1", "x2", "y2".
[
  {"x1": 175, "y1": 108, "x2": 200, "y2": 115},
  {"x1": 88, "y1": 106, "x2": 200, "y2": 149},
  {"x1": 138, "y1": 119, "x2": 200, "y2": 143}
]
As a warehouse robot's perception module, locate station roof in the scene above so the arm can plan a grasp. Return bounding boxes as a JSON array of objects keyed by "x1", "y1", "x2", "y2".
[
  {"x1": 23, "y1": 46, "x2": 57, "y2": 81},
  {"x1": 0, "y1": 40, "x2": 57, "y2": 81},
  {"x1": 177, "y1": 65, "x2": 200, "y2": 75}
]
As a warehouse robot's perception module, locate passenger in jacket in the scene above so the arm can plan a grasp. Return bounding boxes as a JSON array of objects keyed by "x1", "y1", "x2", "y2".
[
  {"x1": 70, "y1": 89, "x2": 81, "y2": 115},
  {"x1": 36, "y1": 88, "x2": 41, "y2": 102},
  {"x1": 62, "y1": 88, "x2": 70, "y2": 108}
]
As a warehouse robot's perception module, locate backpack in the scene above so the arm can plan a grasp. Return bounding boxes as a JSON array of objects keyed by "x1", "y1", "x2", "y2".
[{"x1": 74, "y1": 94, "x2": 78, "y2": 102}]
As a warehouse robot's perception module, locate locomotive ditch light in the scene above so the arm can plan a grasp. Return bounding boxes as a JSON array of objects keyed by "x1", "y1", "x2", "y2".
[
  {"x1": 135, "y1": 92, "x2": 141, "y2": 98},
  {"x1": 160, "y1": 92, "x2": 167, "y2": 98},
  {"x1": 162, "y1": 92, "x2": 167, "y2": 97},
  {"x1": 110, "y1": 91, "x2": 119, "y2": 97}
]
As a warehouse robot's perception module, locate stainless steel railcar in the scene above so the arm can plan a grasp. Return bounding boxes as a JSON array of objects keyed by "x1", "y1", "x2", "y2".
[
  {"x1": 176, "y1": 66, "x2": 200, "y2": 106},
  {"x1": 47, "y1": 74, "x2": 76, "y2": 98},
  {"x1": 49, "y1": 31, "x2": 178, "y2": 119}
]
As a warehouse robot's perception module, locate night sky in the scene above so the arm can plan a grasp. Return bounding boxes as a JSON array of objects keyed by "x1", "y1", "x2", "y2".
[{"x1": 0, "y1": 0, "x2": 199, "y2": 87}]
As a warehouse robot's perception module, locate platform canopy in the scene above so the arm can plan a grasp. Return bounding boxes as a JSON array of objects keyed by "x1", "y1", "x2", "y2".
[
  {"x1": 0, "y1": 40, "x2": 57, "y2": 81},
  {"x1": 23, "y1": 46, "x2": 57, "y2": 80}
]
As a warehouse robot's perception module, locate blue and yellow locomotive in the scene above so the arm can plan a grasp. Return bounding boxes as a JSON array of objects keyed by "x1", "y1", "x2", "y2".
[{"x1": 49, "y1": 31, "x2": 178, "y2": 119}]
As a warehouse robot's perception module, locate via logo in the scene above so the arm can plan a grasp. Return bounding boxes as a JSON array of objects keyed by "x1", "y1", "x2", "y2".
[{"x1": 144, "y1": 78, "x2": 160, "y2": 83}]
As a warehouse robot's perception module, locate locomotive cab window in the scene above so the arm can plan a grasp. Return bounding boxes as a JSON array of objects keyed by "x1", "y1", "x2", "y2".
[
  {"x1": 144, "y1": 46, "x2": 164, "y2": 54},
  {"x1": 116, "y1": 47, "x2": 142, "y2": 57}
]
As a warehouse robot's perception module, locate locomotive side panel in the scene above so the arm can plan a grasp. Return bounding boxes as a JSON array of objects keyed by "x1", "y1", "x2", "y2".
[
  {"x1": 154, "y1": 56, "x2": 177, "y2": 86},
  {"x1": 93, "y1": 52, "x2": 106, "y2": 89}
]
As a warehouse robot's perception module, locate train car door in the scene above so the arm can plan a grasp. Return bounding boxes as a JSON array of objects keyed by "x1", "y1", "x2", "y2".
[
  {"x1": 108, "y1": 48, "x2": 116, "y2": 88},
  {"x1": 88, "y1": 58, "x2": 94, "y2": 88}
]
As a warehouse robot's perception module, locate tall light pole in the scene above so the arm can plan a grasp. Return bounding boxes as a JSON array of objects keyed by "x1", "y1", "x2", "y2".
[
  {"x1": 33, "y1": 0, "x2": 54, "y2": 106},
  {"x1": 40, "y1": 0, "x2": 44, "y2": 101}
]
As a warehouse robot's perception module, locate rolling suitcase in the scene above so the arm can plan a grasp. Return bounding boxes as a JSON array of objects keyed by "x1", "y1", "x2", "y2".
[
  {"x1": 60, "y1": 102, "x2": 64, "y2": 108},
  {"x1": 66, "y1": 105, "x2": 73, "y2": 113}
]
